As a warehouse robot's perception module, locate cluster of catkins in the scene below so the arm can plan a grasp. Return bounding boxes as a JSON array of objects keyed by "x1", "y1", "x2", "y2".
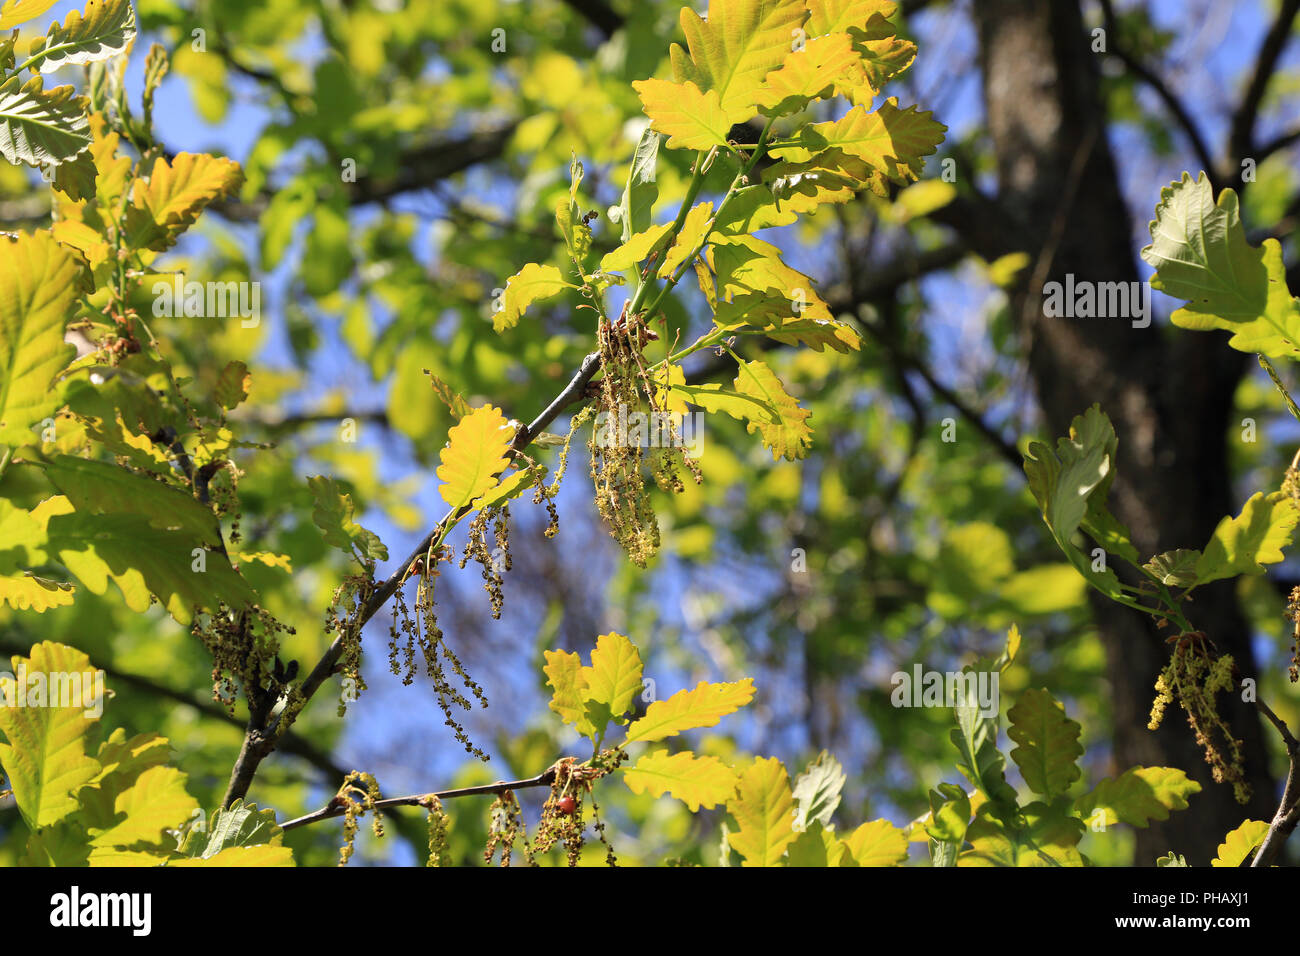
[
  {"x1": 1149, "y1": 632, "x2": 1249, "y2": 805},
  {"x1": 589, "y1": 311, "x2": 700, "y2": 567}
]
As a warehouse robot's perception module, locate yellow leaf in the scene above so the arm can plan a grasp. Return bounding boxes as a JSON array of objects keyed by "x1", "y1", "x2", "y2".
[
  {"x1": 128, "y1": 152, "x2": 243, "y2": 250},
  {"x1": 808, "y1": 0, "x2": 917, "y2": 102},
  {"x1": 436, "y1": 404, "x2": 516, "y2": 510},
  {"x1": 624, "y1": 678, "x2": 756, "y2": 743},
  {"x1": 623, "y1": 750, "x2": 739, "y2": 811},
  {"x1": 726, "y1": 756, "x2": 797, "y2": 866},
  {"x1": 600, "y1": 223, "x2": 672, "y2": 275},
  {"x1": 654, "y1": 364, "x2": 691, "y2": 415},
  {"x1": 0, "y1": 231, "x2": 85, "y2": 445},
  {"x1": 0, "y1": 0, "x2": 56, "y2": 29},
  {"x1": 711, "y1": 234, "x2": 834, "y2": 321},
  {"x1": 0, "y1": 641, "x2": 101, "y2": 830},
  {"x1": 670, "y1": 0, "x2": 808, "y2": 118},
  {"x1": 88, "y1": 765, "x2": 198, "y2": 849},
  {"x1": 734, "y1": 358, "x2": 813, "y2": 460},
  {"x1": 755, "y1": 33, "x2": 860, "y2": 115},
  {"x1": 771, "y1": 99, "x2": 946, "y2": 184},
  {"x1": 1212, "y1": 820, "x2": 1270, "y2": 867},
  {"x1": 0, "y1": 572, "x2": 75, "y2": 611},
  {"x1": 170, "y1": 845, "x2": 295, "y2": 866},
  {"x1": 542, "y1": 649, "x2": 598, "y2": 739},
  {"x1": 492, "y1": 262, "x2": 573, "y2": 332},
  {"x1": 581, "y1": 632, "x2": 644, "y2": 720},
  {"x1": 632, "y1": 79, "x2": 740, "y2": 151},
  {"x1": 805, "y1": 0, "x2": 898, "y2": 35},
  {"x1": 658, "y1": 201, "x2": 714, "y2": 278},
  {"x1": 844, "y1": 818, "x2": 910, "y2": 865}
]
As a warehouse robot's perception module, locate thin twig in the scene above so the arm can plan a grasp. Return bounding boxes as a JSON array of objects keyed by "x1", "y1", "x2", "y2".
[{"x1": 279, "y1": 768, "x2": 557, "y2": 831}]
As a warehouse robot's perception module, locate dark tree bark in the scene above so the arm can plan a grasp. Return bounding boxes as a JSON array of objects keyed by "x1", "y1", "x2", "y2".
[{"x1": 963, "y1": 0, "x2": 1276, "y2": 864}]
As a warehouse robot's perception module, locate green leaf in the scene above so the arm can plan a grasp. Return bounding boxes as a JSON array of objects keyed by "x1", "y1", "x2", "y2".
[
  {"x1": 792, "y1": 750, "x2": 846, "y2": 831},
  {"x1": 1211, "y1": 820, "x2": 1269, "y2": 867},
  {"x1": 622, "y1": 750, "x2": 739, "y2": 811},
  {"x1": 617, "y1": 126, "x2": 659, "y2": 245},
  {"x1": 555, "y1": 155, "x2": 592, "y2": 264},
  {"x1": 0, "y1": 75, "x2": 91, "y2": 167},
  {"x1": 47, "y1": 507, "x2": 258, "y2": 623},
  {"x1": 726, "y1": 313, "x2": 862, "y2": 352},
  {"x1": 43, "y1": 455, "x2": 223, "y2": 544},
  {"x1": 726, "y1": 756, "x2": 797, "y2": 866},
  {"x1": 1074, "y1": 766, "x2": 1201, "y2": 828},
  {"x1": 1007, "y1": 688, "x2": 1083, "y2": 800},
  {"x1": 0, "y1": 232, "x2": 85, "y2": 446},
  {"x1": 1144, "y1": 548, "x2": 1201, "y2": 587},
  {"x1": 214, "y1": 360, "x2": 251, "y2": 410},
  {"x1": 1142, "y1": 171, "x2": 1300, "y2": 360},
  {"x1": 0, "y1": 641, "x2": 101, "y2": 830},
  {"x1": 1022, "y1": 405, "x2": 1141, "y2": 605},
  {"x1": 180, "y1": 800, "x2": 284, "y2": 859},
  {"x1": 1195, "y1": 491, "x2": 1298, "y2": 586},
  {"x1": 949, "y1": 665, "x2": 1018, "y2": 813},
  {"x1": 1156, "y1": 851, "x2": 1188, "y2": 867},
  {"x1": 28, "y1": 0, "x2": 136, "y2": 73},
  {"x1": 924, "y1": 783, "x2": 971, "y2": 844},
  {"x1": 624, "y1": 678, "x2": 756, "y2": 743},
  {"x1": 960, "y1": 800, "x2": 1084, "y2": 867},
  {"x1": 307, "y1": 475, "x2": 388, "y2": 562},
  {"x1": 787, "y1": 820, "x2": 855, "y2": 866}
]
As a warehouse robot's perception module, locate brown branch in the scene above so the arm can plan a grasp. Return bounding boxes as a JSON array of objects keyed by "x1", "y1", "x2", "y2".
[
  {"x1": 1229, "y1": 0, "x2": 1300, "y2": 169},
  {"x1": 279, "y1": 768, "x2": 557, "y2": 831},
  {"x1": 1096, "y1": 0, "x2": 1221, "y2": 191},
  {"x1": 1258, "y1": 126, "x2": 1300, "y2": 163},
  {"x1": 1251, "y1": 695, "x2": 1300, "y2": 867},
  {"x1": 209, "y1": 123, "x2": 520, "y2": 223},
  {"x1": 221, "y1": 350, "x2": 604, "y2": 807}
]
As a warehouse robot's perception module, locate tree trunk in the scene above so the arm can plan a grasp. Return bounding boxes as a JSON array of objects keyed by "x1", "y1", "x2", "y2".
[{"x1": 968, "y1": 0, "x2": 1276, "y2": 864}]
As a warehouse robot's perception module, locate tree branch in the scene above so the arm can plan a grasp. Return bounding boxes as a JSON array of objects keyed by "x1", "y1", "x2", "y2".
[
  {"x1": 1097, "y1": 0, "x2": 1221, "y2": 191},
  {"x1": 222, "y1": 350, "x2": 604, "y2": 807},
  {"x1": 1229, "y1": 0, "x2": 1300, "y2": 169},
  {"x1": 279, "y1": 768, "x2": 557, "y2": 831},
  {"x1": 1251, "y1": 694, "x2": 1300, "y2": 867}
]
